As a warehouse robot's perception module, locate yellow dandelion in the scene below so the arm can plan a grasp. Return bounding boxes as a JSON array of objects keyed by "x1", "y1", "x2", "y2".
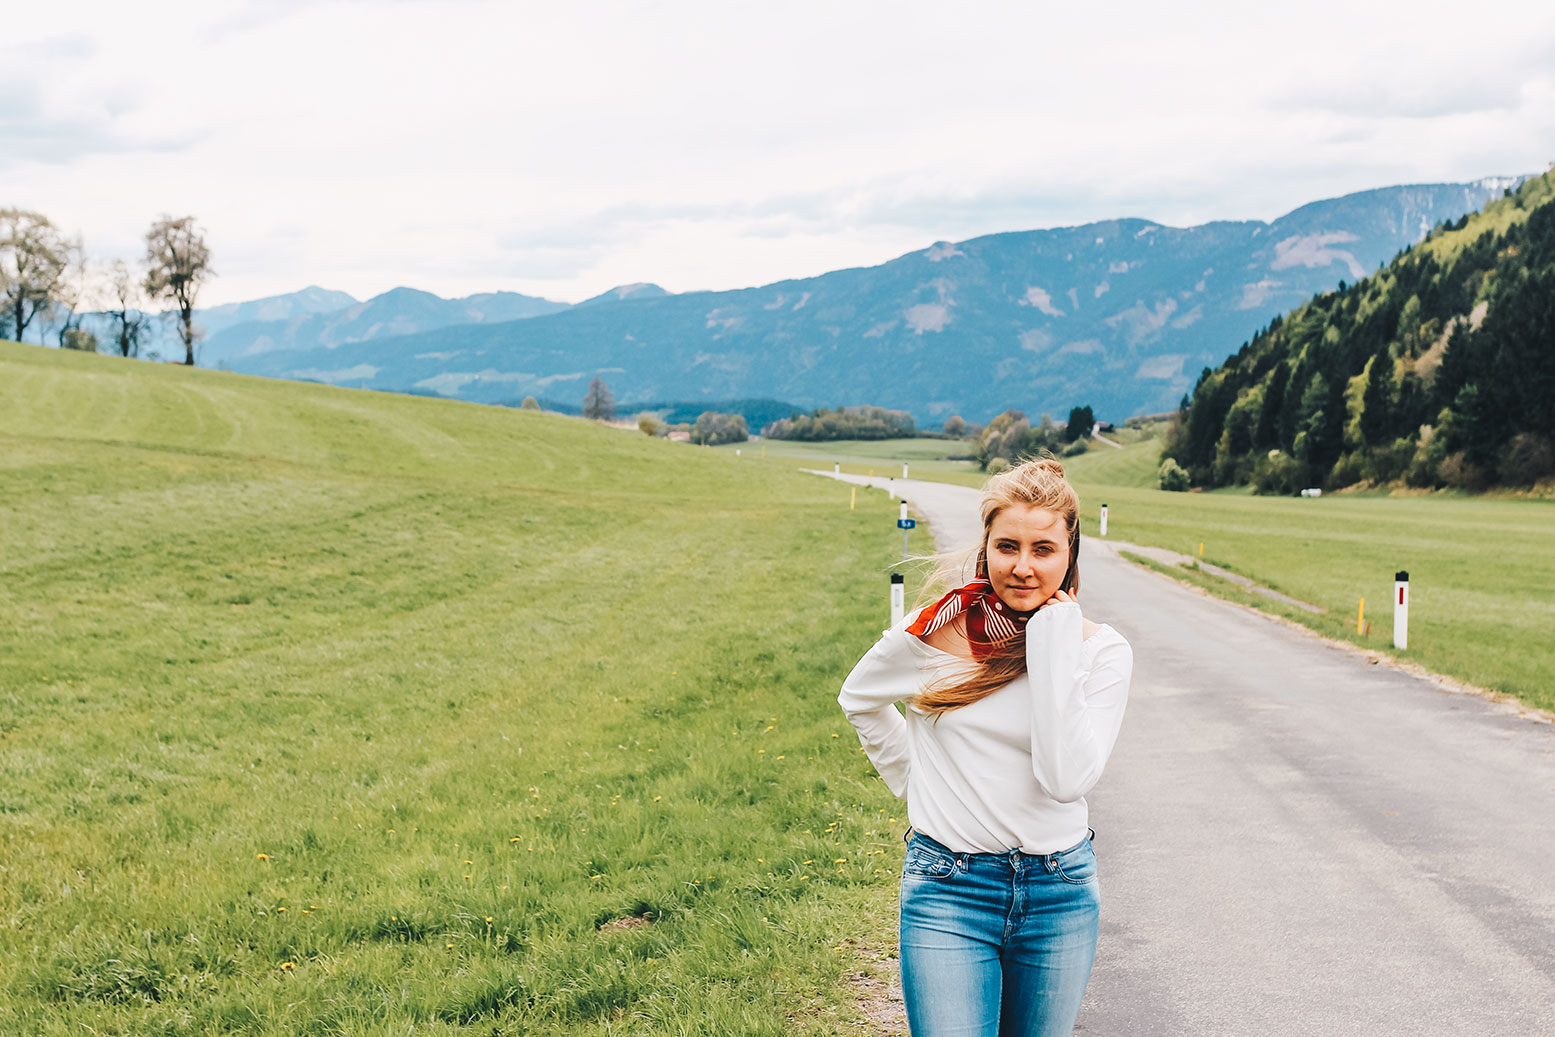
[
  {"x1": 831, "y1": 733, "x2": 839, "y2": 738},
  {"x1": 463, "y1": 874, "x2": 471, "y2": 879},
  {"x1": 800, "y1": 875, "x2": 810, "y2": 881},
  {"x1": 834, "y1": 858, "x2": 847, "y2": 864},
  {"x1": 776, "y1": 756, "x2": 785, "y2": 760},
  {"x1": 277, "y1": 907, "x2": 287, "y2": 912},
  {"x1": 280, "y1": 961, "x2": 295, "y2": 970},
  {"x1": 484, "y1": 916, "x2": 493, "y2": 924},
  {"x1": 446, "y1": 942, "x2": 455, "y2": 949},
  {"x1": 464, "y1": 860, "x2": 472, "y2": 865},
  {"x1": 387, "y1": 828, "x2": 395, "y2": 834},
  {"x1": 803, "y1": 860, "x2": 814, "y2": 865},
  {"x1": 510, "y1": 837, "x2": 521, "y2": 843},
  {"x1": 255, "y1": 853, "x2": 269, "y2": 860},
  {"x1": 758, "y1": 749, "x2": 766, "y2": 754},
  {"x1": 653, "y1": 796, "x2": 662, "y2": 802},
  {"x1": 391, "y1": 915, "x2": 397, "y2": 921},
  {"x1": 757, "y1": 857, "x2": 765, "y2": 863}
]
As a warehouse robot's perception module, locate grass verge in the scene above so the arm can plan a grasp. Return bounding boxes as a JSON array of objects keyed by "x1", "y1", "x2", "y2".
[{"x1": 0, "y1": 341, "x2": 908, "y2": 1035}]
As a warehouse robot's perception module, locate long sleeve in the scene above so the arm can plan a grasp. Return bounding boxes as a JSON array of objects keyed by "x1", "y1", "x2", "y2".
[
  {"x1": 837, "y1": 624, "x2": 916, "y2": 801},
  {"x1": 1025, "y1": 602, "x2": 1132, "y2": 804}
]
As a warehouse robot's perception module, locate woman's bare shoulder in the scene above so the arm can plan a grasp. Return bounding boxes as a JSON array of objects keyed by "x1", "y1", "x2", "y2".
[{"x1": 921, "y1": 614, "x2": 973, "y2": 658}]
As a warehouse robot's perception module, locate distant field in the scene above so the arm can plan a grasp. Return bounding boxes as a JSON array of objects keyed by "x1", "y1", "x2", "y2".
[
  {"x1": 729, "y1": 434, "x2": 1163, "y2": 493},
  {"x1": 735, "y1": 434, "x2": 1555, "y2": 711},
  {"x1": 0, "y1": 342, "x2": 913, "y2": 1035}
]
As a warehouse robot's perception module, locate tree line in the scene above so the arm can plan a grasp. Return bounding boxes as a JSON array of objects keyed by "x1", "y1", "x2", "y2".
[
  {"x1": 972, "y1": 405, "x2": 1096, "y2": 471},
  {"x1": 574, "y1": 375, "x2": 750, "y2": 444},
  {"x1": 0, "y1": 209, "x2": 214, "y2": 364},
  {"x1": 1162, "y1": 170, "x2": 1555, "y2": 493}
]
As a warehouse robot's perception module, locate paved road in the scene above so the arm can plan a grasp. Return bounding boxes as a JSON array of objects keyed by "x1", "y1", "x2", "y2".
[{"x1": 824, "y1": 473, "x2": 1555, "y2": 1036}]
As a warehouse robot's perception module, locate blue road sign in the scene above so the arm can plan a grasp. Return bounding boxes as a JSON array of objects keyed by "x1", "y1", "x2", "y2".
[{"x1": 897, "y1": 518, "x2": 917, "y2": 530}]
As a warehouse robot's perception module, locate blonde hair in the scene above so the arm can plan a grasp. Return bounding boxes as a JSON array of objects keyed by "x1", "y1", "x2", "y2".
[{"x1": 913, "y1": 456, "x2": 1081, "y2": 717}]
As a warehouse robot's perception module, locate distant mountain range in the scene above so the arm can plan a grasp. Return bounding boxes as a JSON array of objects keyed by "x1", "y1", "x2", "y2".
[{"x1": 102, "y1": 176, "x2": 1524, "y2": 425}]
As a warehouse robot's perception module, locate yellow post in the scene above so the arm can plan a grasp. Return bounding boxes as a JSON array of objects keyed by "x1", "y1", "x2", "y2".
[
  {"x1": 850, "y1": 486, "x2": 856, "y2": 510},
  {"x1": 1198, "y1": 542, "x2": 1204, "y2": 557},
  {"x1": 868, "y1": 468, "x2": 874, "y2": 478},
  {"x1": 1357, "y1": 597, "x2": 1365, "y2": 635}
]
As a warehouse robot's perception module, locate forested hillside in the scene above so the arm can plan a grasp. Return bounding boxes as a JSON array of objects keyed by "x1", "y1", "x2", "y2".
[{"x1": 1164, "y1": 170, "x2": 1555, "y2": 492}]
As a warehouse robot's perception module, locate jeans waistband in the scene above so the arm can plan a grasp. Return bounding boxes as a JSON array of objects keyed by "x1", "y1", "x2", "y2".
[{"x1": 903, "y1": 826, "x2": 1094, "y2": 866}]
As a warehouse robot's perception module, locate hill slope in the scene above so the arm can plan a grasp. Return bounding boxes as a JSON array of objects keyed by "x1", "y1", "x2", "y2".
[
  {"x1": 0, "y1": 340, "x2": 913, "y2": 1033},
  {"x1": 1164, "y1": 169, "x2": 1555, "y2": 492}
]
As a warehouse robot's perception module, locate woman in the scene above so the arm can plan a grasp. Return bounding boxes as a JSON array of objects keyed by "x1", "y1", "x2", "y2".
[{"x1": 838, "y1": 457, "x2": 1132, "y2": 1037}]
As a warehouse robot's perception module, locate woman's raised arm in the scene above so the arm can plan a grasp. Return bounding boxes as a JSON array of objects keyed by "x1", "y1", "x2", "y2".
[{"x1": 1025, "y1": 601, "x2": 1132, "y2": 804}]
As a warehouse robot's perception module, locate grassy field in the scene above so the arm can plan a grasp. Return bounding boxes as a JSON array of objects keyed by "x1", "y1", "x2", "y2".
[
  {"x1": 0, "y1": 342, "x2": 919, "y2": 1035},
  {"x1": 734, "y1": 435, "x2": 1555, "y2": 712}
]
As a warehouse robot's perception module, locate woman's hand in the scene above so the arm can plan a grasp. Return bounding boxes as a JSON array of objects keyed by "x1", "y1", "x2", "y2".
[
  {"x1": 1041, "y1": 589, "x2": 1103, "y2": 640},
  {"x1": 1039, "y1": 588, "x2": 1077, "y2": 610}
]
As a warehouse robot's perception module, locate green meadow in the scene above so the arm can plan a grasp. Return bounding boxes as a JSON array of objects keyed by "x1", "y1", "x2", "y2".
[
  {"x1": 0, "y1": 342, "x2": 915, "y2": 1035},
  {"x1": 733, "y1": 436, "x2": 1555, "y2": 712}
]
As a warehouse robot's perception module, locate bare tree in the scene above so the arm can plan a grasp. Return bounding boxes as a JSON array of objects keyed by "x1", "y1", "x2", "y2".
[
  {"x1": 105, "y1": 259, "x2": 153, "y2": 358},
  {"x1": 144, "y1": 215, "x2": 213, "y2": 365},
  {"x1": 0, "y1": 208, "x2": 71, "y2": 344},
  {"x1": 49, "y1": 237, "x2": 90, "y2": 349},
  {"x1": 582, "y1": 375, "x2": 615, "y2": 420}
]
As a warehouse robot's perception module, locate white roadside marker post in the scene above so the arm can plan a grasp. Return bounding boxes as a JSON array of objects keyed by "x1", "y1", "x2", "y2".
[
  {"x1": 1394, "y1": 571, "x2": 1410, "y2": 650},
  {"x1": 899, "y1": 501, "x2": 911, "y2": 561},
  {"x1": 834, "y1": 462, "x2": 840, "y2": 475},
  {"x1": 902, "y1": 463, "x2": 909, "y2": 479},
  {"x1": 1099, "y1": 503, "x2": 1109, "y2": 537},
  {"x1": 890, "y1": 573, "x2": 905, "y2": 627}
]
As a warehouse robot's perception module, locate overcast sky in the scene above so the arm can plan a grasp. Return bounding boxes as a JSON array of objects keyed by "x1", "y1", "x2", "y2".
[{"x1": 6, "y1": 0, "x2": 1553, "y2": 307}]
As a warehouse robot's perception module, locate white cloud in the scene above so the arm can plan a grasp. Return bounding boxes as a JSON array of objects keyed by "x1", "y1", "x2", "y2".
[{"x1": 4, "y1": 0, "x2": 1552, "y2": 306}]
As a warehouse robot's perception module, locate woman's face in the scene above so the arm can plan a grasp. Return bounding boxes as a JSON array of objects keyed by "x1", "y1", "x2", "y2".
[{"x1": 984, "y1": 504, "x2": 1071, "y2": 612}]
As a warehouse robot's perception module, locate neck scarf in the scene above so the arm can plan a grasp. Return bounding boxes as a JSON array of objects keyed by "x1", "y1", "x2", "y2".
[{"x1": 906, "y1": 578, "x2": 1031, "y2": 660}]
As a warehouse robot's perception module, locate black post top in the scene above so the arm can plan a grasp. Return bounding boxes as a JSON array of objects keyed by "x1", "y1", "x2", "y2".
[
  {"x1": 1395, "y1": 570, "x2": 1409, "y2": 581},
  {"x1": 891, "y1": 573, "x2": 905, "y2": 585}
]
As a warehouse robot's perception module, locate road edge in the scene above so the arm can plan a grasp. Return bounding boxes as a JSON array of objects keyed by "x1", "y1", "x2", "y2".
[{"x1": 1117, "y1": 550, "x2": 1555, "y2": 729}]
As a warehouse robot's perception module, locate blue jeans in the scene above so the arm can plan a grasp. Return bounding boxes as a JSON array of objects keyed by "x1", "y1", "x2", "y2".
[{"x1": 899, "y1": 830, "x2": 1100, "y2": 1037}]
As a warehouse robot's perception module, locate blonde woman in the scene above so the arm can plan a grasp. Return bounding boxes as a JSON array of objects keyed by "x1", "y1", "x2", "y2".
[{"x1": 839, "y1": 457, "x2": 1132, "y2": 1037}]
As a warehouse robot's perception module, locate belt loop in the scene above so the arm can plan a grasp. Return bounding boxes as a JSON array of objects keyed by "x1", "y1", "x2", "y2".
[
  {"x1": 1088, "y1": 827, "x2": 1096, "y2": 843},
  {"x1": 902, "y1": 825, "x2": 915, "y2": 846}
]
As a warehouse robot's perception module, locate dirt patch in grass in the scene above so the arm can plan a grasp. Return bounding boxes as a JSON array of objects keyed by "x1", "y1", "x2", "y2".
[{"x1": 846, "y1": 939, "x2": 906, "y2": 1036}]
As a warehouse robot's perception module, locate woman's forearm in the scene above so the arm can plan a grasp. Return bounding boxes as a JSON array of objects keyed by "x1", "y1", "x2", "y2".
[{"x1": 1026, "y1": 603, "x2": 1132, "y2": 803}]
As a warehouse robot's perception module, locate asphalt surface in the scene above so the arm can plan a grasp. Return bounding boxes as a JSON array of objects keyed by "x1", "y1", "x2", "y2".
[{"x1": 823, "y1": 473, "x2": 1555, "y2": 1036}]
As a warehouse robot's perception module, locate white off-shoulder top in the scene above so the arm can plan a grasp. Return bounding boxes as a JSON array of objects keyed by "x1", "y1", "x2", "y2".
[{"x1": 838, "y1": 601, "x2": 1132, "y2": 855}]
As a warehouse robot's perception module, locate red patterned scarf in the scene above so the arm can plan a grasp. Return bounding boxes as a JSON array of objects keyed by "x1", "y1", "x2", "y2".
[{"x1": 905, "y1": 579, "x2": 1030, "y2": 660}]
